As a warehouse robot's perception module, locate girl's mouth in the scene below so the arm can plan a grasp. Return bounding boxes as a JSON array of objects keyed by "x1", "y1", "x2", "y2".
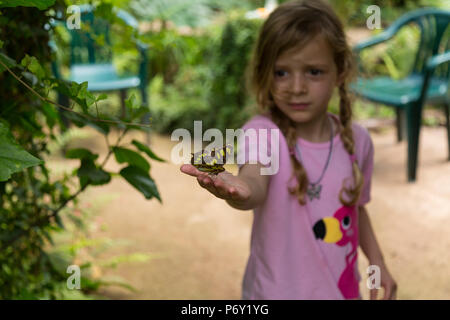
[{"x1": 289, "y1": 103, "x2": 309, "y2": 110}]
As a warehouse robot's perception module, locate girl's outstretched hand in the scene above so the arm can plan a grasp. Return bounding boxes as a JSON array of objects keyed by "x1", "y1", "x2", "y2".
[{"x1": 180, "y1": 164, "x2": 251, "y2": 203}]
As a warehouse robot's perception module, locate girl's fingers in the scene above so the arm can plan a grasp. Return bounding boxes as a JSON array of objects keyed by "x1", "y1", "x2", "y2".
[
  {"x1": 185, "y1": 167, "x2": 237, "y2": 200},
  {"x1": 370, "y1": 288, "x2": 377, "y2": 300},
  {"x1": 391, "y1": 290, "x2": 397, "y2": 300},
  {"x1": 198, "y1": 174, "x2": 231, "y2": 199},
  {"x1": 197, "y1": 175, "x2": 219, "y2": 194},
  {"x1": 384, "y1": 282, "x2": 397, "y2": 300},
  {"x1": 180, "y1": 164, "x2": 202, "y2": 177},
  {"x1": 382, "y1": 287, "x2": 390, "y2": 300},
  {"x1": 199, "y1": 174, "x2": 233, "y2": 199},
  {"x1": 213, "y1": 178, "x2": 233, "y2": 199},
  {"x1": 229, "y1": 187, "x2": 243, "y2": 201}
]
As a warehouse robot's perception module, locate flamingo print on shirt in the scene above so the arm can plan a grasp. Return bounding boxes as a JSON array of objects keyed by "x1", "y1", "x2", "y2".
[{"x1": 312, "y1": 205, "x2": 359, "y2": 299}]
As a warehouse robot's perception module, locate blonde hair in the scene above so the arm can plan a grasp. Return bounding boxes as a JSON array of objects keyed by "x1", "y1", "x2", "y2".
[{"x1": 248, "y1": 0, "x2": 363, "y2": 206}]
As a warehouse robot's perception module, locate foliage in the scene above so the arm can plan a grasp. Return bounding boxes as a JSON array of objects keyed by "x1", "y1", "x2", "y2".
[
  {"x1": 128, "y1": 0, "x2": 265, "y2": 28},
  {"x1": 0, "y1": 0, "x2": 56, "y2": 10},
  {"x1": 0, "y1": 122, "x2": 43, "y2": 181},
  {"x1": 149, "y1": 11, "x2": 261, "y2": 134},
  {"x1": 128, "y1": 0, "x2": 214, "y2": 28},
  {"x1": 0, "y1": 1, "x2": 164, "y2": 299},
  {"x1": 205, "y1": 13, "x2": 262, "y2": 132}
]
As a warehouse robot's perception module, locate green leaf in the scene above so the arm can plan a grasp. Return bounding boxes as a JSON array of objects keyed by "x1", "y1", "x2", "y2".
[
  {"x1": 0, "y1": 121, "x2": 43, "y2": 181},
  {"x1": 131, "y1": 140, "x2": 165, "y2": 162},
  {"x1": 0, "y1": 52, "x2": 17, "y2": 74},
  {"x1": 125, "y1": 94, "x2": 140, "y2": 109},
  {"x1": 0, "y1": 40, "x2": 3, "y2": 49},
  {"x1": 68, "y1": 81, "x2": 94, "y2": 111},
  {"x1": 41, "y1": 102, "x2": 58, "y2": 129},
  {"x1": 21, "y1": 54, "x2": 46, "y2": 79},
  {"x1": 96, "y1": 93, "x2": 108, "y2": 102},
  {"x1": 66, "y1": 148, "x2": 99, "y2": 161},
  {"x1": 122, "y1": 94, "x2": 142, "y2": 119},
  {"x1": 119, "y1": 166, "x2": 161, "y2": 201},
  {"x1": 113, "y1": 147, "x2": 150, "y2": 172},
  {"x1": 62, "y1": 109, "x2": 110, "y2": 135},
  {"x1": 77, "y1": 159, "x2": 111, "y2": 188},
  {"x1": 52, "y1": 80, "x2": 89, "y2": 112},
  {"x1": 85, "y1": 91, "x2": 97, "y2": 107},
  {"x1": 130, "y1": 106, "x2": 150, "y2": 123},
  {"x1": 75, "y1": 81, "x2": 89, "y2": 99},
  {"x1": 0, "y1": 0, "x2": 56, "y2": 10}
]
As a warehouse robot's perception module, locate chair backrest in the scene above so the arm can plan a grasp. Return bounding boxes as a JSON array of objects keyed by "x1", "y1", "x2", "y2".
[
  {"x1": 68, "y1": 4, "x2": 112, "y2": 65},
  {"x1": 391, "y1": 9, "x2": 449, "y2": 79}
]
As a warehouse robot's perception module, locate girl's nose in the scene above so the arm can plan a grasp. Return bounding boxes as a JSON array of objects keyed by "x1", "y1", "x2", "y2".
[{"x1": 290, "y1": 74, "x2": 307, "y2": 94}]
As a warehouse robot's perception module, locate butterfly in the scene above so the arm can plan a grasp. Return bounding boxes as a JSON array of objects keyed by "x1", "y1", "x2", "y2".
[{"x1": 191, "y1": 144, "x2": 233, "y2": 175}]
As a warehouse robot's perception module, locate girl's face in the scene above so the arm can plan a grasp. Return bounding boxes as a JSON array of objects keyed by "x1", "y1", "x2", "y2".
[{"x1": 271, "y1": 33, "x2": 342, "y2": 125}]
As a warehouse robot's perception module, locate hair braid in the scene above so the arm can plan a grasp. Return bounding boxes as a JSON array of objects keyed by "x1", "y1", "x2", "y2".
[
  {"x1": 270, "y1": 107, "x2": 309, "y2": 205},
  {"x1": 338, "y1": 83, "x2": 364, "y2": 206}
]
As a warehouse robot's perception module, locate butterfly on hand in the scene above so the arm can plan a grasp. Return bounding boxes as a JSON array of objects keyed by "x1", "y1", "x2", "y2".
[{"x1": 191, "y1": 144, "x2": 233, "y2": 175}]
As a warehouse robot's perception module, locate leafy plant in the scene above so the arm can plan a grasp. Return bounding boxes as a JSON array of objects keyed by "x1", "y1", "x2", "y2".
[
  {"x1": 0, "y1": 0, "x2": 164, "y2": 299},
  {"x1": 205, "y1": 12, "x2": 262, "y2": 132},
  {"x1": 149, "y1": 11, "x2": 261, "y2": 134}
]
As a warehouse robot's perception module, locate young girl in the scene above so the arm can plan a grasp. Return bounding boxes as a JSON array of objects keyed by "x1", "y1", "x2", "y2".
[{"x1": 181, "y1": 0, "x2": 397, "y2": 300}]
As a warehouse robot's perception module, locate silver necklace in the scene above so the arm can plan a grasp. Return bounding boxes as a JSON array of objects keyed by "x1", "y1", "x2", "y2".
[{"x1": 294, "y1": 115, "x2": 334, "y2": 201}]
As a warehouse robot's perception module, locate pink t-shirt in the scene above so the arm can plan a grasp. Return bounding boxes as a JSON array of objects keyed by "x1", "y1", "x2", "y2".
[{"x1": 236, "y1": 112, "x2": 374, "y2": 300}]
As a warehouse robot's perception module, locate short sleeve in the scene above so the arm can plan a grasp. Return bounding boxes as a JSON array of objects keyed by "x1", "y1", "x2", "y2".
[
  {"x1": 358, "y1": 132, "x2": 374, "y2": 207},
  {"x1": 236, "y1": 116, "x2": 277, "y2": 170}
]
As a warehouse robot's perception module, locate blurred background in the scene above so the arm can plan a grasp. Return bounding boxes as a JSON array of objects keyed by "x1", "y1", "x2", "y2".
[{"x1": 0, "y1": 0, "x2": 449, "y2": 299}]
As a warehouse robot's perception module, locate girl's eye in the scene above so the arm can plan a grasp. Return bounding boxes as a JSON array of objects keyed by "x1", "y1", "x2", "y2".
[
  {"x1": 274, "y1": 70, "x2": 287, "y2": 77},
  {"x1": 309, "y1": 69, "x2": 323, "y2": 76}
]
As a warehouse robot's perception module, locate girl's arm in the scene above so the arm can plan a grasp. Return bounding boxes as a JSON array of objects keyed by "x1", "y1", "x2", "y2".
[
  {"x1": 180, "y1": 163, "x2": 270, "y2": 211},
  {"x1": 358, "y1": 205, "x2": 384, "y2": 263},
  {"x1": 358, "y1": 205, "x2": 398, "y2": 299},
  {"x1": 226, "y1": 163, "x2": 270, "y2": 210}
]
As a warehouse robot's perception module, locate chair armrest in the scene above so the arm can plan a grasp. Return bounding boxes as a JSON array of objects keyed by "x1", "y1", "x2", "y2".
[
  {"x1": 426, "y1": 51, "x2": 450, "y2": 71},
  {"x1": 116, "y1": 9, "x2": 139, "y2": 29},
  {"x1": 352, "y1": 17, "x2": 407, "y2": 53},
  {"x1": 353, "y1": 8, "x2": 448, "y2": 53},
  {"x1": 353, "y1": 31, "x2": 392, "y2": 52},
  {"x1": 352, "y1": 16, "x2": 404, "y2": 75}
]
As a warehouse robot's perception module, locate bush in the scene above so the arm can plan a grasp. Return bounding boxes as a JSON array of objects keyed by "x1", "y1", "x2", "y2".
[
  {"x1": 149, "y1": 11, "x2": 262, "y2": 135},
  {"x1": 0, "y1": 1, "x2": 163, "y2": 299}
]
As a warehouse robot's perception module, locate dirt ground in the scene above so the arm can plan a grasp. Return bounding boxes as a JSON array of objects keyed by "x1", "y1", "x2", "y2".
[{"x1": 49, "y1": 119, "x2": 450, "y2": 300}]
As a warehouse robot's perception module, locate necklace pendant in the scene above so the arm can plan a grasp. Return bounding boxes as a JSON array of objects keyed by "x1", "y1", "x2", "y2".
[{"x1": 307, "y1": 183, "x2": 322, "y2": 201}]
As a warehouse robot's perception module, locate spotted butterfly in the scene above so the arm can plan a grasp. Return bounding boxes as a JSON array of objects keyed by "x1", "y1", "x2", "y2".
[{"x1": 191, "y1": 144, "x2": 233, "y2": 175}]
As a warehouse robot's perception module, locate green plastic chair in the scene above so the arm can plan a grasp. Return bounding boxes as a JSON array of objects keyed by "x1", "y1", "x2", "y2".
[
  {"x1": 350, "y1": 8, "x2": 450, "y2": 182},
  {"x1": 50, "y1": 5, "x2": 150, "y2": 129}
]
